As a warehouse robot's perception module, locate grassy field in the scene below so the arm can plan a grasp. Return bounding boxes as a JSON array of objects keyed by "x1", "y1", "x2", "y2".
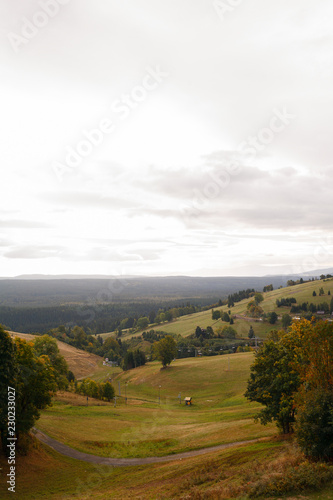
[
  {"x1": 3, "y1": 298, "x2": 333, "y2": 498},
  {"x1": 37, "y1": 353, "x2": 276, "y2": 459},
  {"x1": 1, "y1": 435, "x2": 333, "y2": 499},
  {"x1": 3, "y1": 278, "x2": 333, "y2": 499},
  {"x1": 104, "y1": 277, "x2": 333, "y2": 342}
]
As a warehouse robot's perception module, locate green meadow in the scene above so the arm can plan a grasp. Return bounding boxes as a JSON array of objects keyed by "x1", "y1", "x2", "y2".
[
  {"x1": 37, "y1": 353, "x2": 276, "y2": 459},
  {"x1": 108, "y1": 277, "x2": 333, "y2": 342},
  {"x1": 2, "y1": 278, "x2": 333, "y2": 499}
]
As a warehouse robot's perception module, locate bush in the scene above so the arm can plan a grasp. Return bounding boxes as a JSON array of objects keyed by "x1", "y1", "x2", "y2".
[
  {"x1": 75, "y1": 378, "x2": 115, "y2": 402},
  {"x1": 212, "y1": 310, "x2": 220, "y2": 320},
  {"x1": 249, "y1": 460, "x2": 333, "y2": 497},
  {"x1": 222, "y1": 312, "x2": 230, "y2": 322}
]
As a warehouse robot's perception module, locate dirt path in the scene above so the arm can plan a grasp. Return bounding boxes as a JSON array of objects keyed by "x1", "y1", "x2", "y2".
[{"x1": 33, "y1": 428, "x2": 264, "y2": 467}]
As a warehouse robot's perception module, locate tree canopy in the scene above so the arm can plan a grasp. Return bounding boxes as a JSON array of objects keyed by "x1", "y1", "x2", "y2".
[
  {"x1": 245, "y1": 331, "x2": 300, "y2": 434},
  {"x1": 154, "y1": 336, "x2": 177, "y2": 368},
  {"x1": 33, "y1": 335, "x2": 69, "y2": 390},
  {"x1": 245, "y1": 319, "x2": 333, "y2": 460},
  {"x1": 0, "y1": 327, "x2": 69, "y2": 455}
]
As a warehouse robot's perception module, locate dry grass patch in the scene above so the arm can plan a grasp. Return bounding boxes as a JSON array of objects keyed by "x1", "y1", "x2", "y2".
[{"x1": 8, "y1": 331, "x2": 103, "y2": 379}]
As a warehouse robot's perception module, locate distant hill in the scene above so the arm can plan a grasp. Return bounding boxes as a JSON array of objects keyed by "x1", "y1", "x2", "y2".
[
  {"x1": 138, "y1": 276, "x2": 333, "y2": 341},
  {"x1": 0, "y1": 270, "x2": 331, "y2": 334},
  {"x1": 0, "y1": 274, "x2": 316, "y2": 307},
  {"x1": 2, "y1": 266, "x2": 332, "y2": 281},
  {"x1": 0, "y1": 274, "x2": 138, "y2": 280},
  {"x1": 299, "y1": 267, "x2": 333, "y2": 276}
]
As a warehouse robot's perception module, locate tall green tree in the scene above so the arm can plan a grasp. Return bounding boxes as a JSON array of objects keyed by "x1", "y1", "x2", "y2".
[
  {"x1": 102, "y1": 381, "x2": 115, "y2": 402},
  {"x1": 222, "y1": 312, "x2": 230, "y2": 322},
  {"x1": 15, "y1": 338, "x2": 57, "y2": 438},
  {"x1": 254, "y1": 292, "x2": 264, "y2": 304},
  {"x1": 245, "y1": 332, "x2": 300, "y2": 434},
  {"x1": 221, "y1": 325, "x2": 237, "y2": 338},
  {"x1": 154, "y1": 336, "x2": 177, "y2": 368},
  {"x1": 136, "y1": 317, "x2": 149, "y2": 329},
  {"x1": 268, "y1": 311, "x2": 278, "y2": 324},
  {"x1": 33, "y1": 335, "x2": 69, "y2": 389},
  {"x1": 1, "y1": 330, "x2": 61, "y2": 454},
  {"x1": 72, "y1": 326, "x2": 87, "y2": 348}
]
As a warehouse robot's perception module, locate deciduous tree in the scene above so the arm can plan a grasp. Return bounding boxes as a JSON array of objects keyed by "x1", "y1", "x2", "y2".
[
  {"x1": 154, "y1": 336, "x2": 177, "y2": 368},
  {"x1": 291, "y1": 319, "x2": 333, "y2": 459},
  {"x1": 15, "y1": 338, "x2": 57, "y2": 438},
  {"x1": 245, "y1": 331, "x2": 300, "y2": 434},
  {"x1": 33, "y1": 335, "x2": 69, "y2": 389}
]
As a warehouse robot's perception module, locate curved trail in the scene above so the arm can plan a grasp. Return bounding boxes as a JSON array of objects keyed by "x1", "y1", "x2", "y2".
[{"x1": 33, "y1": 429, "x2": 263, "y2": 467}]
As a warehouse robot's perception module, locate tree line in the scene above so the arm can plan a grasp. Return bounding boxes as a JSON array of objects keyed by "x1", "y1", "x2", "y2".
[
  {"x1": 246, "y1": 319, "x2": 333, "y2": 460},
  {"x1": 0, "y1": 301, "x2": 202, "y2": 335},
  {"x1": 0, "y1": 328, "x2": 73, "y2": 455}
]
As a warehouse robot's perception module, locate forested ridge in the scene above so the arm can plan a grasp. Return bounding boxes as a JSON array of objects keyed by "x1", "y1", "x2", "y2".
[{"x1": 0, "y1": 275, "x2": 293, "y2": 333}]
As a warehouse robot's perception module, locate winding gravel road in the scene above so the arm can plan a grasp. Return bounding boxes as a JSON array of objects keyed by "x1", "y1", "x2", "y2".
[{"x1": 33, "y1": 428, "x2": 263, "y2": 467}]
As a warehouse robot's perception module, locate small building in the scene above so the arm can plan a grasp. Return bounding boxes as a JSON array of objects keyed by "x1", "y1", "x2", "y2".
[
  {"x1": 184, "y1": 397, "x2": 192, "y2": 406},
  {"x1": 317, "y1": 311, "x2": 325, "y2": 315}
]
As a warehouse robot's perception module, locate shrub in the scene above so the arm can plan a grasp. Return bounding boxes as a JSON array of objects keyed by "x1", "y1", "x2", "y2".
[{"x1": 249, "y1": 460, "x2": 333, "y2": 497}]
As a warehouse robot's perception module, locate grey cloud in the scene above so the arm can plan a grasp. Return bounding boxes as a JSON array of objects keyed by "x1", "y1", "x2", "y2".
[
  {"x1": 225, "y1": 205, "x2": 333, "y2": 231},
  {"x1": 0, "y1": 220, "x2": 51, "y2": 229},
  {"x1": 0, "y1": 239, "x2": 12, "y2": 247},
  {"x1": 86, "y1": 248, "x2": 142, "y2": 262},
  {"x1": 132, "y1": 249, "x2": 162, "y2": 261},
  {"x1": 137, "y1": 164, "x2": 282, "y2": 205},
  {"x1": 126, "y1": 207, "x2": 181, "y2": 219},
  {"x1": 76, "y1": 247, "x2": 161, "y2": 262},
  {"x1": 173, "y1": 164, "x2": 333, "y2": 233},
  {"x1": 39, "y1": 192, "x2": 138, "y2": 210},
  {"x1": 4, "y1": 246, "x2": 63, "y2": 259}
]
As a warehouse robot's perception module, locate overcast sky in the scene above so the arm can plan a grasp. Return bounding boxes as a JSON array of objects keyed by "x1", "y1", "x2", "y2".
[{"x1": 0, "y1": 0, "x2": 332, "y2": 277}]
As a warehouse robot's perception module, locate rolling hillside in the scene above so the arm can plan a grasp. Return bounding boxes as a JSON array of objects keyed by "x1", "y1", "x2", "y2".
[
  {"x1": 111, "y1": 277, "x2": 333, "y2": 342},
  {"x1": 37, "y1": 353, "x2": 275, "y2": 460},
  {"x1": 8, "y1": 331, "x2": 105, "y2": 379},
  {"x1": 3, "y1": 297, "x2": 333, "y2": 499}
]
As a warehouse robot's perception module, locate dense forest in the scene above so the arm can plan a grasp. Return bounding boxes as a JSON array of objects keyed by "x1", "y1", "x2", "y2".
[{"x1": 0, "y1": 275, "x2": 294, "y2": 333}]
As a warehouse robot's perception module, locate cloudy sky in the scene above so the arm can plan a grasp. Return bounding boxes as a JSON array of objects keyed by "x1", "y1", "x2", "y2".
[{"x1": 0, "y1": 0, "x2": 332, "y2": 277}]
